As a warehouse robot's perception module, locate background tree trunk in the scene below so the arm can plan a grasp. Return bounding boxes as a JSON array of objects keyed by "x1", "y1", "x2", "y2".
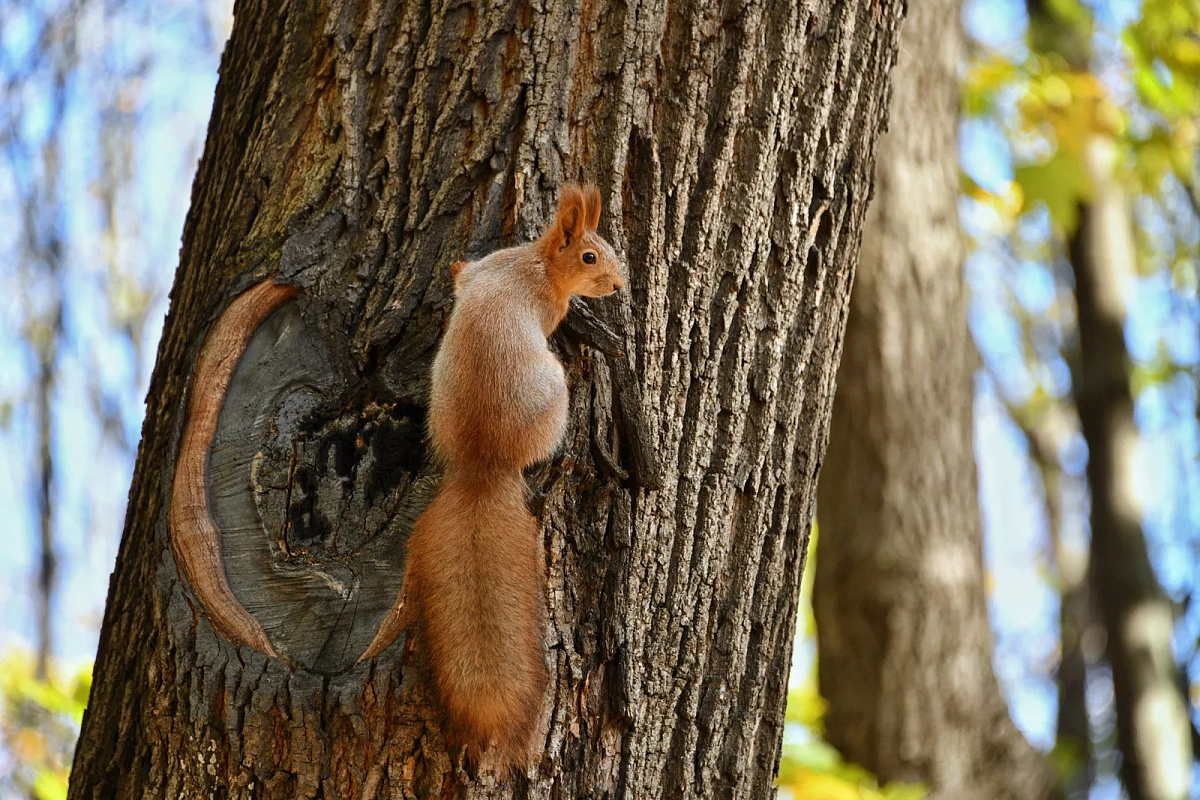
[
  {"x1": 68, "y1": 0, "x2": 904, "y2": 796},
  {"x1": 1028, "y1": 415, "x2": 1094, "y2": 798},
  {"x1": 1070, "y1": 143, "x2": 1194, "y2": 800},
  {"x1": 813, "y1": 3, "x2": 1058, "y2": 798}
]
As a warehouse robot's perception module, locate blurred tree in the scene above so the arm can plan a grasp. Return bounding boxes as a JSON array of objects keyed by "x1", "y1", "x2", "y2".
[
  {"x1": 777, "y1": 527, "x2": 927, "y2": 800},
  {"x1": 813, "y1": 1, "x2": 1057, "y2": 798},
  {"x1": 0, "y1": 0, "x2": 230, "y2": 790},
  {"x1": 1, "y1": 0, "x2": 75, "y2": 685},
  {"x1": 1003, "y1": 392, "x2": 1094, "y2": 796},
  {"x1": 0, "y1": 0, "x2": 223, "y2": 668},
  {"x1": 1023, "y1": 1, "x2": 1195, "y2": 797},
  {"x1": 68, "y1": 0, "x2": 907, "y2": 796},
  {"x1": 962, "y1": 0, "x2": 1200, "y2": 794}
]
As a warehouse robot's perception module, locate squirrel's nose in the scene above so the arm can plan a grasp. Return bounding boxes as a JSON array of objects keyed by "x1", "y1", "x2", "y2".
[{"x1": 612, "y1": 275, "x2": 625, "y2": 292}]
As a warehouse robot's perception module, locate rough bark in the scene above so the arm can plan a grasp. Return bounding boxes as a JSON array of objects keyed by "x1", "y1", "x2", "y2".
[
  {"x1": 813, "y1": 3, "x2": 1058, "y2": 798},
  {"x1": 1070, "y1": 140, "x2": 1194, "y2": 800},
  {"x1": 69, "y1": 0, "x2": 904, "y2": 796}
]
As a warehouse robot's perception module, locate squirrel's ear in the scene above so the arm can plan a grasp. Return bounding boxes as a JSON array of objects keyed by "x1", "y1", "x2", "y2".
[
  {"x1": 449, "y1": 260, "x2": 467, "y2": 279},
  {"x1": 555, "y1": 186, "x2": 586, "y2": 246},
  {"x1": 582, "y1": 185, "x2": 601, "y2": 232}
]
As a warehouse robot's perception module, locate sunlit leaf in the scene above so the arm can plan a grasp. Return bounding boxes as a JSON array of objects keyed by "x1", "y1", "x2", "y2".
[
  {"x1": 1124, "y1": 0, "x2": 1200, "y2": 119},
  {"x1": 780, "y1": 765, "x2": 876, "y2": 799},
  {"x1": 778, "y1": 740, "x2": 928, "y2": 799},
  {"x1": 784, "y1": 685, "x2": 827, "y2": 730},
  {"x1": 33, "y1": 769, "x2": 68, "y2": 800},
  {"x1": 1013, "y1": 150, "x2": 1091, "y2": 234},
  {"x1": 963, "y1": 55, "x2": 1020, "y2": 117},
  {"x1": 1131, "y1": 354, "x2": 1179, "y2": 396},
  {"x1": 1049, "y1": 737, "x2": 1087, "y2": 782},
  {"x1": 0, "y1": 648, "x2": 91, "y2": 797}
]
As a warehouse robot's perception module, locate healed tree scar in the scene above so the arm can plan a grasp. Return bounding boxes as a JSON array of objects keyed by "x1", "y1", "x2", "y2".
[
  {"x1": 169, "y1": 278, "x2": 298, "y2": 658},
  {"x1": 358, "y1": 587, "x2": 405, "y2": 663}
]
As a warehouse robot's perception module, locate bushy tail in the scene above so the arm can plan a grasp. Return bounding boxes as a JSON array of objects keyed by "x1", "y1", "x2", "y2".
[{"x1": 404, "y1": 464, "x2": 547, "y2": 764}]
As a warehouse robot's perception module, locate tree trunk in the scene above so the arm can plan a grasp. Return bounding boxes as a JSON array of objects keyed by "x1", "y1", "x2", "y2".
[
  {"x1": 68, "y1": 0, "x2": 904, "y2": 797},
  {"x1": 812, "y1": 3, "x2": 1057, "y2": 798},
  {"x1": 1007, "y1": 400, "x2": 1093, "y2": 797},
  {"x1": 1037, "y1": 429, "x2": 1094, "y2": 799},
  {"x1": 1070, "y1": 138, "x2": 1194, "y2": 800},
  {"x1": 35, "y1": 296, "x2": 61, "y2": 683},
  {"x1": 1003, "y1": 397, "x2": 1095, "y2": 796}
]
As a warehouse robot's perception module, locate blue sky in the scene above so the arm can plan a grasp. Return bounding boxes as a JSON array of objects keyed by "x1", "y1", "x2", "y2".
[{"x1": 0, "y1": 0, "x2": 229, "y2": 662}]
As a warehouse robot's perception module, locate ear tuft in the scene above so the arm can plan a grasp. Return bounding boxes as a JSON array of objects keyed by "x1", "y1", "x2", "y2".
[
  {"x1": 449, "y1": 260, "x2": 468, "y2": 291},
  {"x1": 555, "y1": 185, "x2": 587, "y2": 247},
  {"x1": 582, "y1": 185, "x2": 601, "y2": 232}
]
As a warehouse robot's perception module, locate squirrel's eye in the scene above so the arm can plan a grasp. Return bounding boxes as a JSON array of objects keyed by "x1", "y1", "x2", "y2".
[{"x1": 582, "y1": 251, "x2": 597, "y2": 265}]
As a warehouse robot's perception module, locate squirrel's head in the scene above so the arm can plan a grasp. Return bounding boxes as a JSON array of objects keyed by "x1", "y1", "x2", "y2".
[{"x1": 540, "y1": 184, "x2": 625, "y2": 299}]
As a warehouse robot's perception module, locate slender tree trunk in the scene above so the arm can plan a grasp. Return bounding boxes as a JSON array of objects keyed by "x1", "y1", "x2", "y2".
[
  {"x1": 31, "y1": 66, "x2": 68, "y2": 685},
  {"x1": 69, "y1": 0, "x2": 905, "y2": 796},
  {"x1": 1040, "y1": 438, "x2": 1094, "y2": 799},
  {"x1": 1018, "y1": 409, "x2": 1094, "y2": 798},
  {"x1": 1070, "y1": 138, "x2": 1193, "y2": 800},
  {"x1": 34, "y1": 299, "x2": 60, "y2": 682},
  {"x1": 813, "y1": 3, "x2": 1057, "y2": 798}
]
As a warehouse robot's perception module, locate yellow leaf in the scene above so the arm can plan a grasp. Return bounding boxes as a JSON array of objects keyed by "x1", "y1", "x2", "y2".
[
  {"x1": 783, "y1": 766, "x2": 881, "y2": 800},
  {"x1": 784, "y1": 685, "x2": 828, "y2": 730},
  {"x1": 33, "y1": 769, "x2": 69, "y2": 800}
]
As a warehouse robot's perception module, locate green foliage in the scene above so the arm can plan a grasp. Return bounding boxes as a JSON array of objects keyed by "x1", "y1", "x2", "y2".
[
  {"x1": 963, "y1": 54, "x2": 1019, "y2": 116},
  {"x1": 1123, "y1": 0, "x2": 1200, "y2": 203},
  {"x1": 1048, "y1": 736, "x2": 1088, "y2": 786},
  {"x1": 1125, "y1": 0, "x2": 1200, "y2": 121},
  {"x1": 0, "y1": 649, "x2": 91, "y2": 800},
  {"x1": 777, "y1": 675, "x2": 929, "y2": 799},
  {"x1": 778, "y1": 680, "x2": 927, "y2": 798},
  {"x1": 962, "y1": 1, "x2": 1200, "y2": 236}
]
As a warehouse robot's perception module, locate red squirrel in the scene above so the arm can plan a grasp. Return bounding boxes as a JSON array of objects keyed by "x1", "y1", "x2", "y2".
[{"x1": 405, "y1": 185, "x2": 624, "y2": 765}]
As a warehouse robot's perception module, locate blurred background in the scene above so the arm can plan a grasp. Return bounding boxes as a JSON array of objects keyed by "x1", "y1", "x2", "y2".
[
  {"x1": 0, "y1": 0, "x2": 231, "y2": 794},
  {"x1": 0, "y1": 0, "x2": 1196, "y2": 798}
]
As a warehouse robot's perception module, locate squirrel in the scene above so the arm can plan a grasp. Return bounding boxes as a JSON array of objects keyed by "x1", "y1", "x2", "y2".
[{"x1": 403, "y1": 184, "x2": 625, "y2": 766}]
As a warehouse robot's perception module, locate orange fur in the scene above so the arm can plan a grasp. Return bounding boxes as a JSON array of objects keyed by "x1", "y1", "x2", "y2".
[
  {"x1": 407, "y1": 185, "x2": 624, "y2": 767},
  {"x1": 405, "y1": 467, "x2": 545, "y2": 763}
]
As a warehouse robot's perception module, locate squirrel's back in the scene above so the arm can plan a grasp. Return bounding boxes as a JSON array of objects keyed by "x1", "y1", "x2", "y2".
[
  {"x1": 401, "y1": 185, "x2": 624, "y2": 768},
  {"x1": 429, "y1": 248, "x2": 569, "y2": 470}
]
